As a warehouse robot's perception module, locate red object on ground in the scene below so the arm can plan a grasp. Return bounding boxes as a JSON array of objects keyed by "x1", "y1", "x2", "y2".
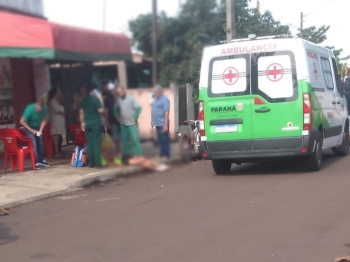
[
  {"x1": 42, "y1": 124, "x2": 54, "y2": 158},
  {"x1": 0, "y1": 128, "x2": 36, "y2": 172},
  {"x1": 69, "y1": 124, "x2": 87, "y2": 147}
]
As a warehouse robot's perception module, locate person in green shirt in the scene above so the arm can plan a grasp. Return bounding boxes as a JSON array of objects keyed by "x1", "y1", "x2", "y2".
[
  {"x1": 80, "y1": 84, "x2": 105, "y2": 168},
  {"x1": 20, "y1": 99, "x2": 50, "y2": 167}
]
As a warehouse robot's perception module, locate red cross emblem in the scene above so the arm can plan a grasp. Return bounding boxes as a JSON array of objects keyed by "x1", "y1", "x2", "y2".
[
  {"x1": 313, "y1": 63, "x2": 318, "y2": 80},
  {"x1": 266, "y1": 63, "x2": 284, "y2": 82},
  {"x1": 223, "y1": 67, "x2": 239, "y2": 85}
]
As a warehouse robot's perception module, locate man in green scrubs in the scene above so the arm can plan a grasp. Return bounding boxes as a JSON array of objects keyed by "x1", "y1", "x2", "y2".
[
  {"x1": 80, "y1": 84, "x2": 105, "y2": 168},
  {"x1": 115, "y1": 87, "x2": 143, "y2": 164}
]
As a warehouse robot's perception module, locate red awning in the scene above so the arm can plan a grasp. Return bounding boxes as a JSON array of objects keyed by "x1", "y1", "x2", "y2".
[{"x1": 0, "y1": 11, "x2": 132, "y2": 61}]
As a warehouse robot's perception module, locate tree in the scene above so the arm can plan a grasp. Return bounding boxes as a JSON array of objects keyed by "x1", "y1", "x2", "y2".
[
  {"x1": 326, "y1": 46, "x2": 350, "y2": 76},
  {"x1": 297, "y1": 25, "x2": 330, "y2": 44},
  {"x1": 128, "y1": 0, "x2": 291, "y2": 87}
]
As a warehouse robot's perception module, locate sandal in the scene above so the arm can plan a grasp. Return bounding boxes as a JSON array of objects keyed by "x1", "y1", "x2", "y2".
[{"x1": 54, "y1": 153, "x2": 64, "y2": 158}]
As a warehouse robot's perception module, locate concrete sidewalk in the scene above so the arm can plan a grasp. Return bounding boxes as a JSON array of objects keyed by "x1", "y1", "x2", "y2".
[{"x1": 0, "y1": 142, "x2": 182, "y2": 209}]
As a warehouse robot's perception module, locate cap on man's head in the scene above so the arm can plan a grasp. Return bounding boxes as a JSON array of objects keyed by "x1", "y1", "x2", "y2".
[{"x1": 107, "y1": 82, "x2": 115, "y2": 90}]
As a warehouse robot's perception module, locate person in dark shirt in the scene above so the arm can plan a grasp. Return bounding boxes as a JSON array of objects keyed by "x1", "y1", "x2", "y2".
[{"x1": 101, "y1": 81, "x2": 121, "y2": 158}]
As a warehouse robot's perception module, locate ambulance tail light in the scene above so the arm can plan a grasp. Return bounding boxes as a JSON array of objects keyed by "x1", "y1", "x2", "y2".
[
  {"x1": 198, "y1": 101, "x2": 205, "y2": 136},
  {"x1": 303, "y1": 93, "x2": 312, "y2": 131},
  {"x1": 254, "y1": 97, "x2": 265, "y2": 105}
]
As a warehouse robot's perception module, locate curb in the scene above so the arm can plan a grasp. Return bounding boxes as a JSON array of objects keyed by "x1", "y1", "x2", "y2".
[
  {"x1": 0, "y1": 188, "x2": 80, "y2": 210},
  {"x1": 0, "y1": 157, "x2": 184, "y2": 210},
  {"x1": 69, "y1": 166, "x2": 143, "y2": 189},
  {"x1": 69, "y1": 157, "x2": 184, "y2": 189}
]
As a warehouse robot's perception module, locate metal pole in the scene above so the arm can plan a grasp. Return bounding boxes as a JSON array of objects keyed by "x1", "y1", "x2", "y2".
[
  {"x1": 226, "y1": 0, "x2": 236, "y2": 41},
  {"x1": 300, "y1": 12, "x2": 303, "y2": 38},
  {"x1": 152, "y1": 0, "x2": 158, "y2": 86},
  {"x1": 102, "y1": 0, "x2": 107, "y2": 31}
]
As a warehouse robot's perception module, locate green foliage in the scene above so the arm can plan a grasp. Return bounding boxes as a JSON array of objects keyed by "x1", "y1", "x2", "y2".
[
  {"x1": 297, "y1": 25, "x2": 330, "y2": 44},
  {"x1": 129, "y1": 0, "x2": 290, "y2": 87},
  {"x1": 326, "y1": 46, "x2": 350, "y2": 77}
]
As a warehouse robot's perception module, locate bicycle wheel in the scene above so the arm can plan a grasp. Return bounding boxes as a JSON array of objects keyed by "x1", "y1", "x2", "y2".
[{"x1": 179, "y1": 136, "x2": 192, "y2": 163}]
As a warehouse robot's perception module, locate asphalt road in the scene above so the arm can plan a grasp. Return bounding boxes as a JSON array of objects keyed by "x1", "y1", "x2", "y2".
[{"x1": 1, "y1": 151, "x2": 350, "y2": 262}]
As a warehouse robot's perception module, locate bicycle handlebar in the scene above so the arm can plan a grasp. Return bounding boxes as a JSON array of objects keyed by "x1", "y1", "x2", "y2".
[{"x1": 184, "y1": 120, "x2": 199, "y2": 124}]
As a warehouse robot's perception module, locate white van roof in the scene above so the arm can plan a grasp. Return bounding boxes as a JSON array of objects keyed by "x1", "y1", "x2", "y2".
[{"x1": 203, "y1": 37, "x2": 335, "y2": 60}]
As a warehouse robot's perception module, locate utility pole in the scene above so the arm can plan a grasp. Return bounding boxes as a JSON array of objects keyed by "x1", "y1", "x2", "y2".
[
  {"x1": 300, "y1": 12, "x2": 304, "y2": 38},
  {"x1": 257, "y1": 0, "x2": 260, "y2": 15},
  {"x1": 152, "y1": 0, "x2": 158, "y2": 86},
  {"x1": 226, "y1": 0, "x2": 236, "y2": 41},
  {"x1": 102, "y1": 0, "x2": 107, "y2": 31}
]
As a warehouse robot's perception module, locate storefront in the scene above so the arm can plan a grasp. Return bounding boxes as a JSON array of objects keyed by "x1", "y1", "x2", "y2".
[{"x1": 0, "y1": 10, "x2": 131, "y2": 153}]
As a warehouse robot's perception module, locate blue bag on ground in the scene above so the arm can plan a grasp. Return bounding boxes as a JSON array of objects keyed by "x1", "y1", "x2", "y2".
[{"x1": 71, "y1": 146, "x2": 88, "y2": 167}]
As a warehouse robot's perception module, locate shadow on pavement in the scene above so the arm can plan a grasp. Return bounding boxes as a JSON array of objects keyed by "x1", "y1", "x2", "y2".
[
  {"x1": 224, "y1": 151, "x2": 348, "y2": 176},
  {"x1": 0, "y1": 223, "x2": 18, "y2": 246}
]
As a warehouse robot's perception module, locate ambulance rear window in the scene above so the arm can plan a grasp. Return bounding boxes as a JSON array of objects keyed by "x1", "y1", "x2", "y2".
[
  {"x1": 251, "y1": 51, "x2": 298, "y2": 103},
  {"x1": 208, "y1": 54, "x2": 249, "y2": 98}
]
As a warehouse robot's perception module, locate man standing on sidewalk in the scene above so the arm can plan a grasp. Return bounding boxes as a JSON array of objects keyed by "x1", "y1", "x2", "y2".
[
  {"x1": 115, "y1": 86, "x2": 144, "y2": 165},
  {"x1": 80, "y1": 84, "x2": 105, "y2": 168},
  {"x1": 151, "y1": 84, "x2": 171, "y2": 163},
  {"x1": 20, "y1": 99, "x2": 50, "y2": 168}
]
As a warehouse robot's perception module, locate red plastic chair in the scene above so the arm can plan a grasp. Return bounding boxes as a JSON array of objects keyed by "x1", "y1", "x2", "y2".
[
  {"x1": 69, "y1": 124, "x2": 87, "y2": 147},
  {"x1": 0, "y1": 128, "x2": 36, "y2": 172},
  {"x1": 42, "y1": 123, "x2": 54, "y2": 158}
]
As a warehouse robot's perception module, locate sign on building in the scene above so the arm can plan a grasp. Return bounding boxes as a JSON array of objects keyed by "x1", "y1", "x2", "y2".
[{"x1": 0, "y1": 0, "x2": 44, "y2": 17}]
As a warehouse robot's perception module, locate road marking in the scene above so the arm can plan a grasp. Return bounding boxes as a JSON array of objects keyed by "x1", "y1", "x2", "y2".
[
  {"x1": 56, "y1": 194, "x2": 89, "y2": 200},
  {"x1": 97, "y1": 198, "x2": 121, "y2": 202}
]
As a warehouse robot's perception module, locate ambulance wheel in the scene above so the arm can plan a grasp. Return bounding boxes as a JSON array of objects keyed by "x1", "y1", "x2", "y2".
[
  {"x1": 212, "y1": 160, "x2": 232, "y2": 175},
  {"x1": 333, "y1": 123, "x2": 349, "y2": 156},
  {"x1": 306, "y1": 131, "x2": 323, "y2": 172}
]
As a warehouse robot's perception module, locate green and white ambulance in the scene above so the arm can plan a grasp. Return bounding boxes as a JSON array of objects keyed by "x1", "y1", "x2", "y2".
[{"x1": 198, "y1": 35, "x2": 349, "y2": 174}]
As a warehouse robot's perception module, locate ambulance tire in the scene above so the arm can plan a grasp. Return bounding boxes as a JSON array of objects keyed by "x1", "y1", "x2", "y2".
[
  {"x1": 333, "y1": 124, "x2": 349, "y2": 157},
  {"x1": 212, "y1": 160, "x2": 232, "y2": 175},
  {"x1": 306, "y1": 131, "x2": 323, "y2": 172}
]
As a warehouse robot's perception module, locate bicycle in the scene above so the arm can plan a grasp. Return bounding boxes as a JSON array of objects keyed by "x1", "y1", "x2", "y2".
[{"x1": 177, "y1": 120, "x2": 201, "y2": 163}]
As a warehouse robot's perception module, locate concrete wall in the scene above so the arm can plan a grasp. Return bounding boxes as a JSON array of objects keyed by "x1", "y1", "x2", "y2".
[{"x1": 127, "y1": 85, "x2": 176, "y2": 140}]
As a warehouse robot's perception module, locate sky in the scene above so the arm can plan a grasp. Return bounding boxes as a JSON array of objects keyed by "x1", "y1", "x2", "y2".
[{"x1": 44, "y1": 0, "x2": 349, "y2": 59}]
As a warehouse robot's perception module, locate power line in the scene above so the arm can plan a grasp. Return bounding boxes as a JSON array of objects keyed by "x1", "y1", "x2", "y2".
[
  {"x1": 305, "y1": 0, "x2": 336, "y2": 16},
  {"x1": 152, "y1": 0, "x2": 158, "y2": 86}
]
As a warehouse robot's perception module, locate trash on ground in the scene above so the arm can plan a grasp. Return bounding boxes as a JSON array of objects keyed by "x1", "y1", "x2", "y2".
[{"x1": 0, "y1": 208, "x2": 10, "y2": 216}]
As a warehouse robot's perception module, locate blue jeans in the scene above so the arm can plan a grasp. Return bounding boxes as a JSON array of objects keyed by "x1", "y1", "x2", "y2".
[
  {"x1": 156, "y1": 126, "x2": 170, "y2": 158},
  {"x1": 110, "y1": 124, "x2": 121, "y2": 142},
  {"x1": 25, "y1": 127, "x2": 44, "y2": 163}
]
